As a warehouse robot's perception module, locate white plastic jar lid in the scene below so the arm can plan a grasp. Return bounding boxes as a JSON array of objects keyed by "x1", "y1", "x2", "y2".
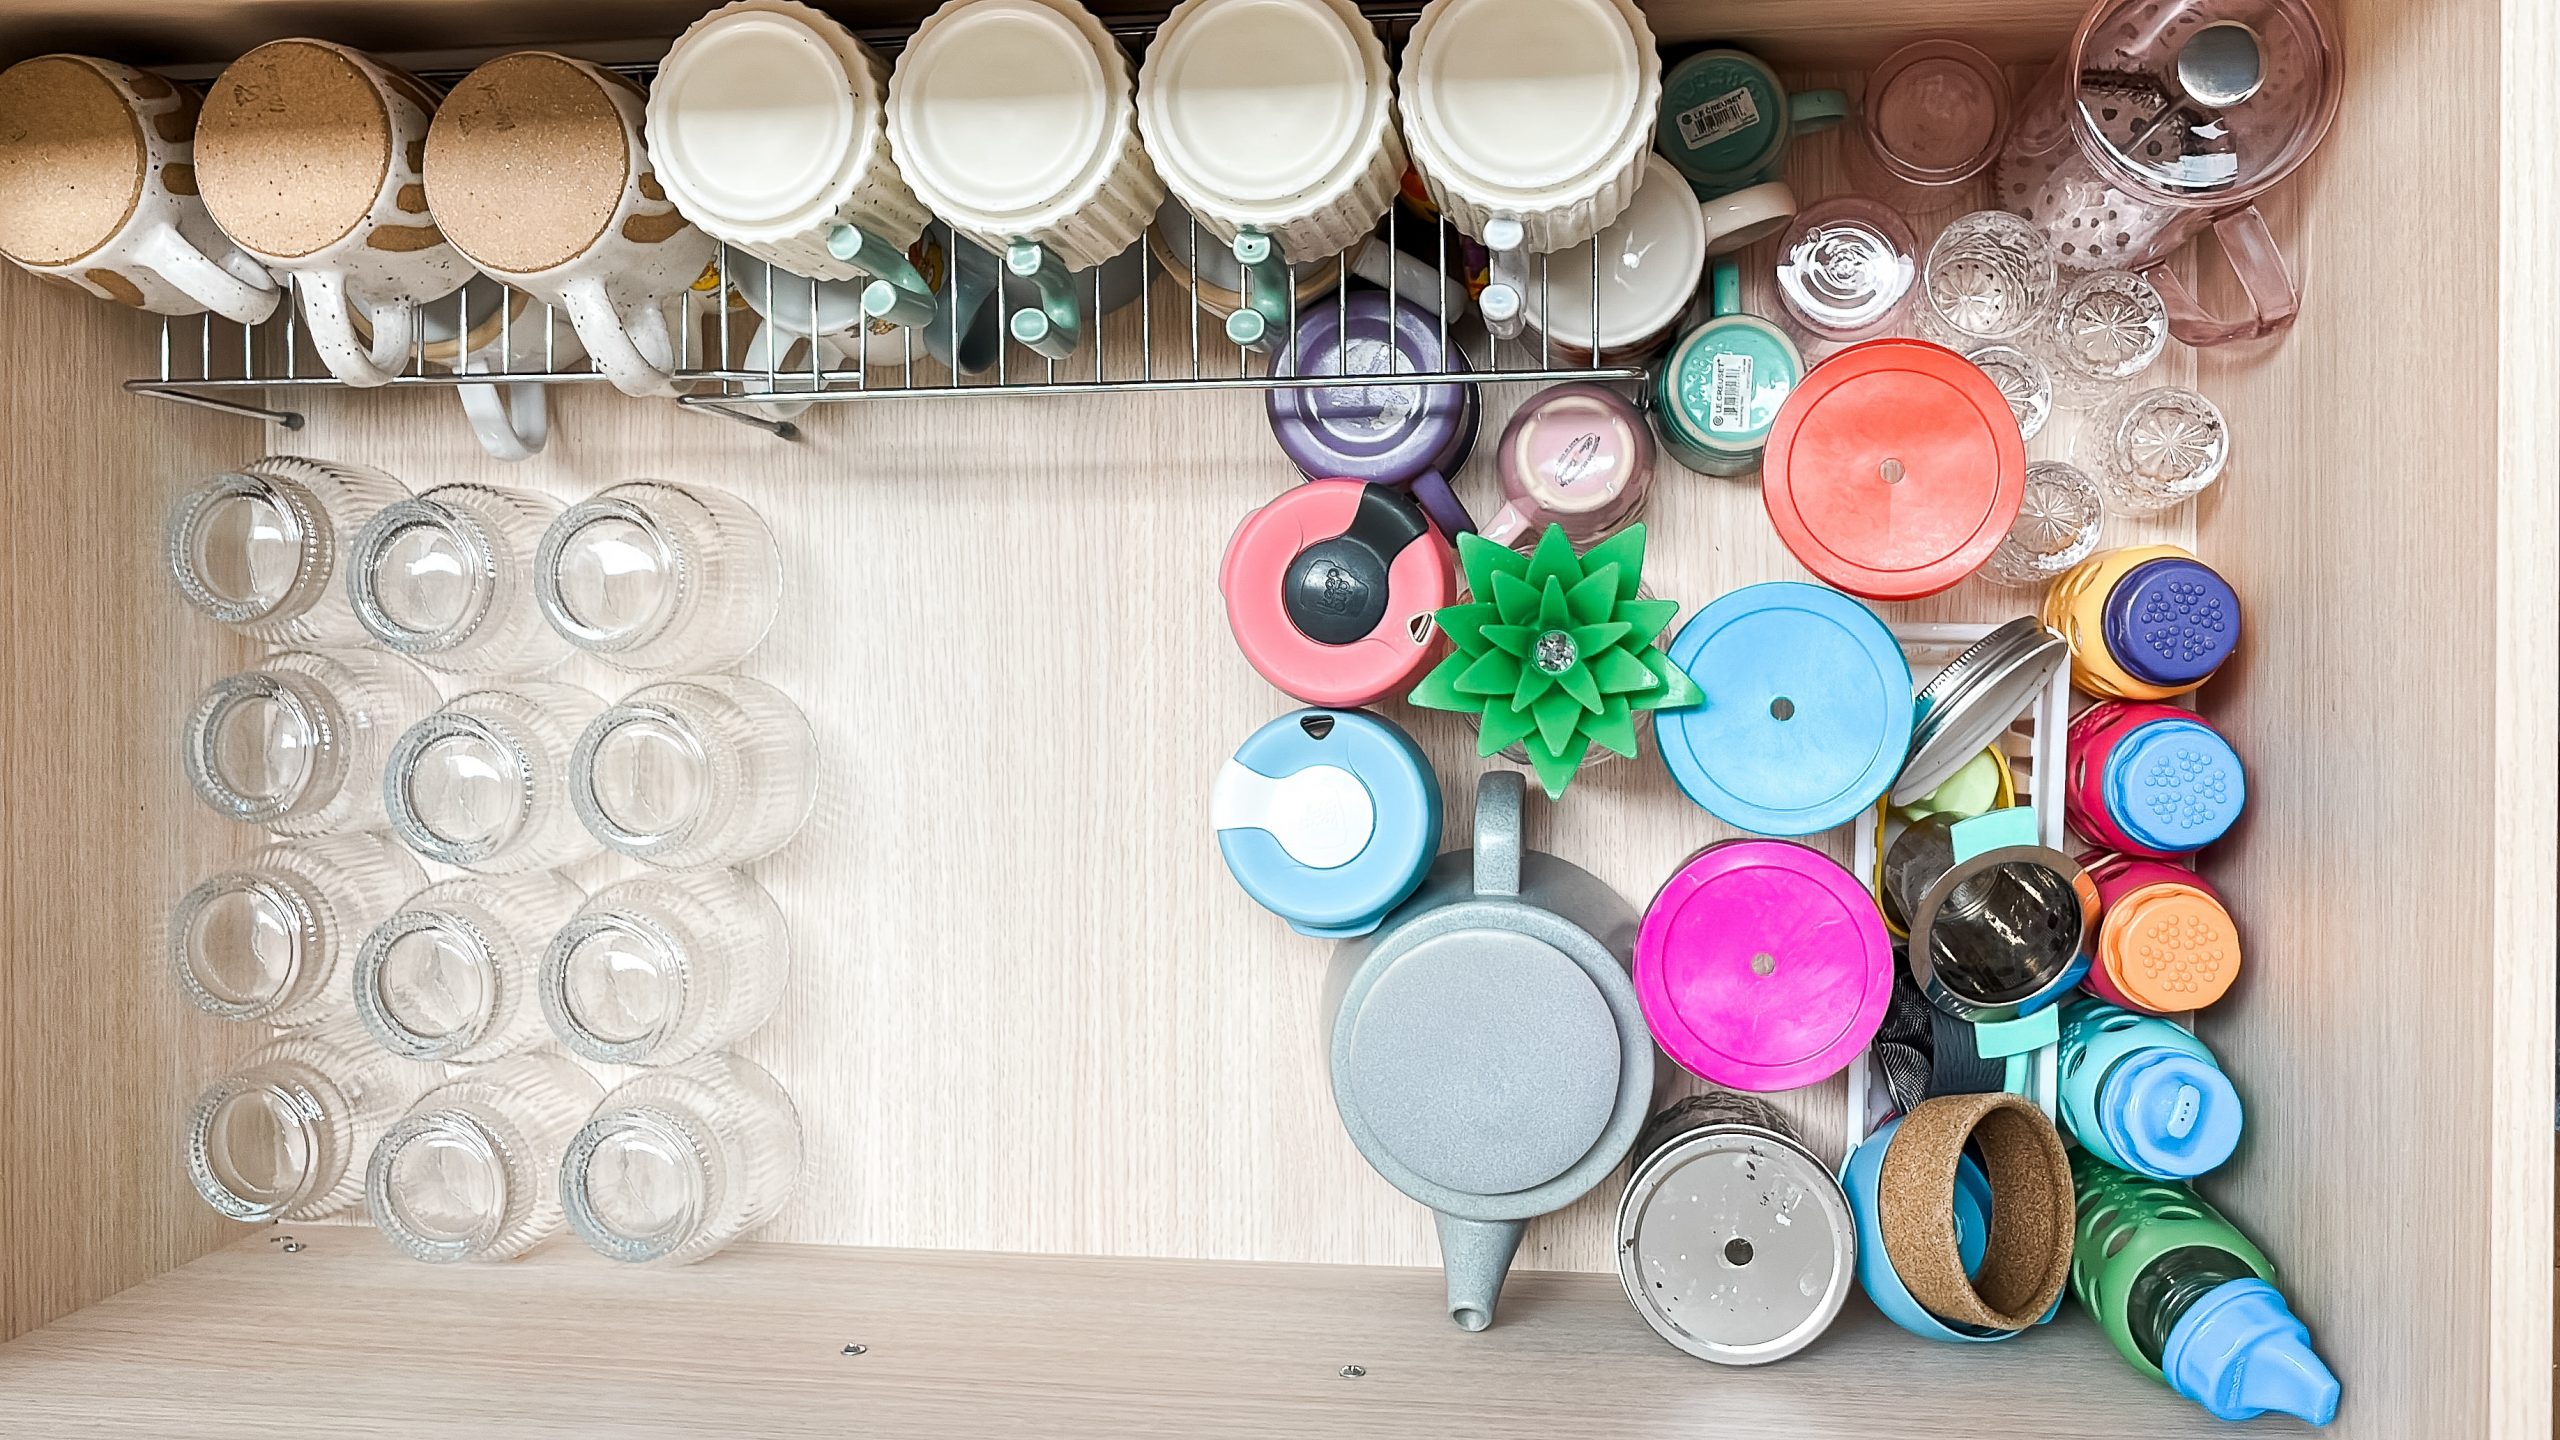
[
  {"x1": 892, "y1": 0, "x2": 1121, "y2": 227},
  {"x1": 1405, "y1": 0, "x2": 1650, "y2": 205},
  {"x1": 1142, "y1": 0, "x2": 1382, "y2": 219},
  {"x1": 654, "y1": 12, "x2": 867, "y2": 229}
]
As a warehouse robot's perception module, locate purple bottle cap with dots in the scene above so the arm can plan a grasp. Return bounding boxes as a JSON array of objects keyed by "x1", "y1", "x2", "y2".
[{"x1": 2103, "y1": 557, "x2": 2240, "y2": 689}]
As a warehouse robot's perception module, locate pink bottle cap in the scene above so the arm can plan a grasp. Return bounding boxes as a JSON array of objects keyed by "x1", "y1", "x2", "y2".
[{"x1": 1635, "y1": 840, "x2": 1893, "y2": 1093}]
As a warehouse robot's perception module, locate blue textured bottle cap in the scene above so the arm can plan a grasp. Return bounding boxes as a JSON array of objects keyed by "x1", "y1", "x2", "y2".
[
  {"x1": 1213, "y1": 710, "x2": 1442, "y2": 939},
  {"x1": 1656, "y1": 582, "x2": 1912, "y2": 836},
  {"x1": 2103, "y1": 558, "x2": 2240, "y2": 689},
  {"x1": 2164, "y1": 1278, "x2": 2342, "y2": 1426},
  {"x1": 2103, "y1": 718, "x2": 2247, "y2": 854},
  {"x1": 2097, "y1": 1049, "x2": 2244, "y2": 1180}
]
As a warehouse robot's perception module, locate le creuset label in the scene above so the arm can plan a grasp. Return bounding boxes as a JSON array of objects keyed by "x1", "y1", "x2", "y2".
[
  {"x1": 1214, "y1": 708, "x2": 1441, "y2": 939},
  {"x1": 1656, "y1": 581, "x2": 1913, "y2": 836}
]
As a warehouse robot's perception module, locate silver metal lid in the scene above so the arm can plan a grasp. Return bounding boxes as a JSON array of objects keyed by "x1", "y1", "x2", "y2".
[
  {"x1": 1615, "y1": 1121, "x2": 1856, "y2": 1366},
  {"x1": 1892, "y1": 618, "x2": 2066, "y2": 806}
]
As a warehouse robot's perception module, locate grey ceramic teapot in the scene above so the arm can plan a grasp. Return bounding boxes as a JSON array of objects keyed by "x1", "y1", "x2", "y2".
[{"x1": 1324, "y1": 770, "x2": 1660, "y2": 1330}]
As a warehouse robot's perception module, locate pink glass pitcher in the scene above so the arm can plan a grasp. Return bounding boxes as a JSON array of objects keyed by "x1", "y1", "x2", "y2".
[{"x1": 1993, "y1": 0, "x2": 2341, "y2": 346}]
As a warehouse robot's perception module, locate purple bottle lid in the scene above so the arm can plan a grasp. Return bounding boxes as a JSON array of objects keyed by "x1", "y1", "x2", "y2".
[
  {"x1": 2103, "y1": 557, "x2": 2240, "y2": 689},
  {"x1": 1634, "y1": 840, "x2": 1893, "y2": 1093},
  {"x1": 1267, "y1": 291, "x2": 1478, "y2": 537}
]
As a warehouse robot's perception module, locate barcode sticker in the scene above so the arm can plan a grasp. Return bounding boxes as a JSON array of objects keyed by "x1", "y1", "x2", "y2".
[
  {"x1": 1708, "y1": 353, "x2": 1753, "y2": 433},
  {"x1": 1676, "y1": 87, "x2": 1762, "y2": 150}
]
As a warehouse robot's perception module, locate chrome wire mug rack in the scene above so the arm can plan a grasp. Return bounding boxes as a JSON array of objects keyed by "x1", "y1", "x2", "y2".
[{"x1": 122, "y1": 9, "x2": 1641, "y2": 439}]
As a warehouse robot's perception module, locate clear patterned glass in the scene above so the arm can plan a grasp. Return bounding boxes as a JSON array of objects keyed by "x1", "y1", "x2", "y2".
[
  {"x1": 1775, "y1": 198, "x2": 1919, "y2": 346},
  {"x1": 1966, "y1": 342, "x2": 2054, "y2": 442},
  {"x1": 560, "y1": 1052, "x2": 803, "y2": 1266},
  {"x1": 166, "y1": 457, "x2": 410, "y2": 646},
  {"x1": 1984, "y1": 461, "x2": 2107, "y2": 588},
  {"x1": 354, "y1": 871, "x2": 586, "y2": 1063},
  {"x1": 183, "y1": 648, "x2": 440, "y2": 836},
  {"x1": 2076, "y1": 386, "x2": 2230, "y2": 516},
  {"x1": 184, "y1": 1027, "x2": 440, "y2": 1224},
  {"x1": 535, "y1": 481, "x2": 782, "y2": 676},
  {"x1": 569, "y1": 675, "x2": 816, "y2": 869},
  {"x1": 383, "y1": 682, "x2": 606, "y2": 872},
  {"x1": 1915, "y1": 210, "x2": 2059, "y2": 348},
  {"x1": 170, "y1": 832, "x2": 424, "y2": 1029},
  {"x1": 348, "y1": 484, "x2": 570, "y2": 676},
  {"x1": 2041, "y1": 270, "x2": 2169, "y2": 409},
  {"x1": 541, "y1": 868, "x2": 789, "y2": 1066},
  {"x1": 366, "y1": 1050, "x2": 604, "y2": 1264}
]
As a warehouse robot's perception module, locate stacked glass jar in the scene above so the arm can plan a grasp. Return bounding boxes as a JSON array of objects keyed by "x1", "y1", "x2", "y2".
[{"x1": 166, "y1": 457, "x2": 813, "y2": 1266}]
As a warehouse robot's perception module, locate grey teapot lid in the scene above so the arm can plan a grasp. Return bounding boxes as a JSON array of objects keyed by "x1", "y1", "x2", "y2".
[{"x1": 1343, "y1": 925, "x2": 1623, "y2": 1197}]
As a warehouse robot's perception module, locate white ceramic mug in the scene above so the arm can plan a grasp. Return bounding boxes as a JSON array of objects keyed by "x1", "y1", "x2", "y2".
[
  {"x1": 426, "y1": 53, "x2": 718, "y2": 399},
  {"x1": 196, "y1": 40, "x2": 474, "y2": 386},
  {"x1": 1137, "y1": 0, "x2": 1403, "y2": 346},
  {"x1": 888, "y1": 0, "x2": 1165, "y2": 359},
  {"x1": 650, "y1": 0, "x2": 937, "y2": 321},
  {"x1": 0, "y1": 56, "x2": 279, "y2": 324},
  {"x1": 360, "y1": 275, "x2": 588, "y2": 460},
  {"x1": 1400, "y1": 0, "x2": 1661, "y2": 336},
  {"x1": 1519, "y1": 160, "x2": 1795, "y2": 364}
]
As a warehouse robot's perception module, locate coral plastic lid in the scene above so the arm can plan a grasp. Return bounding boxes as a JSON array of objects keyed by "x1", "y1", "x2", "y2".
[
  {"x1": 2102, "y1": 884, "x2": 2241, "y2": 1012},
  {"x1": 1761, "y1": 339, "x2": 2026, "y2": 600},
  {"x1": 1656, "y1": 582, "x2": 1913, "y2": 836},
  {"x1": 2102, "y1": 719, "x2": 2246, "y2": 854},
  {"x1": 2103, "y1": 558, "x2": 2241, "y2": 689},
  {"x1": 1636, "y1": 840, "x2": 1892, "y2": 1091},
  {"x1": 1219, "y1": 480, "x2": 1454, "y2": 706}
]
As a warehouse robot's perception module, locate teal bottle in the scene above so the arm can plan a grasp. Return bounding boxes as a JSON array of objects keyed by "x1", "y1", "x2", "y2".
[
  {"x1": 2073, "y1": 1151, "x2": 2340, "y2": 1425},
  {"x1": 2059, "y1": 996, "x2": 2245, "y2": 1179}
]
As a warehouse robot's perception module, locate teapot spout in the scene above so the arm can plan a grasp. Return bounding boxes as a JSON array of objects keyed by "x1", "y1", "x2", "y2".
[{"x1": 1434, "y1": 1213, "x2": 1526, "y2": 1332}]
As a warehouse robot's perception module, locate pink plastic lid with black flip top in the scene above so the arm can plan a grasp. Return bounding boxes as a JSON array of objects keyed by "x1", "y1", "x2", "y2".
[{"x1": 1219, "y1": 480, "x2": 1455, "y2": 706}]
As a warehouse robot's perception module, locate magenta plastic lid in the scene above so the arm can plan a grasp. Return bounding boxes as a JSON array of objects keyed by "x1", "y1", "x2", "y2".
[{"x1": 1635, "y1": 841, "x2": 1893, "y2": 1093}]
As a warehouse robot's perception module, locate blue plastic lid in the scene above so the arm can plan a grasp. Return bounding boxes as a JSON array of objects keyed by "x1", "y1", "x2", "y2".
[
  {"x1": 2097, "y1": 1049, "x2": 2244, "y2": 1180},
  {"x1": 1656, "y1": 582, "x2": 1912, "y2": 836},
  {"x1": 2103, "y1": 558, "x2": 2240, "y2": 689},
  {"x1": 2102, "y1": 718, "x2": 2246, "y2": 854},
  {"x1": 1213, "y1": 710, "x2": 1442, "y2": 939},
  {"x1": 2163, "y1": 1278, "x2": 2342, "y2": 1426}
]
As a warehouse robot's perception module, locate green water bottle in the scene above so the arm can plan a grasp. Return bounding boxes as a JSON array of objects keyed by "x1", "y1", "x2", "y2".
[{"x1": 2071, "y1": 1152, "x2": 2340, "y2": 1425}]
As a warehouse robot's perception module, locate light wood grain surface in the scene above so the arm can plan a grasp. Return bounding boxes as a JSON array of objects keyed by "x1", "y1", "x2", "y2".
[
  {"x1": 0, "y1": 264, "x2": 267, "y2": 1342},
  {"x1": 0, "y1": 1228, "x2": 2246, "y2": 1438},
  {"x1": 2187, "y1": 1, "x2": 2557, "y2": 1438},
  {"x1": 248, "y1": 91, "x2": 2191, "y2": 1279}
]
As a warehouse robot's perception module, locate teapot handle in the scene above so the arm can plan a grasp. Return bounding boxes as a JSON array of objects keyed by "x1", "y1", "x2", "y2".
[
  {"x1": 2146, "y1": 206, "x2": 2301, "y2": 347},
  {"x1": 1472, "y1": 770, "x2": 1523, "y2": 898}
]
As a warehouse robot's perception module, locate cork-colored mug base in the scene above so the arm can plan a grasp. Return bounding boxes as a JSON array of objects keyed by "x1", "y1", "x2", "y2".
[
  {"x1": 196, "y1": 39, "x2": 394, "y2": 261},
  {"x1": 0, "y1": 57, "x2": 147, "y2": 267},
  {"x1": 427, "y1": 53, "x2": 630, "y2": 276}
]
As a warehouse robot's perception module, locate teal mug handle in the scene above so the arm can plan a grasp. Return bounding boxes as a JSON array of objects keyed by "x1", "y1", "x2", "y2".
[
  {"x1": 1225, "y1": 228, "x2": 1293, "y2": 349},
  {"x1": 828, "y1": 224, "x2": 937, "y2": 329},
  {"x1": 1709, "y1": 257, "x2": 1744, "y2": 320},
  {"x1": 1789, "y1": 89, "x2": 1851, "y2": 136},
  {"x1": 1006, "y1": 239, "x2": 1083, "y2": 360},
  {"x1": 926, "y1": 231, "x2": 1007, "y2": 375}
]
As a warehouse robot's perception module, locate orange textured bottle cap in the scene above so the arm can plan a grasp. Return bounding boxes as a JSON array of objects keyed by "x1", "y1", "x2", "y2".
[{"x1": 2101, "y1": 884, "x2": 2241, "y2": 1013}]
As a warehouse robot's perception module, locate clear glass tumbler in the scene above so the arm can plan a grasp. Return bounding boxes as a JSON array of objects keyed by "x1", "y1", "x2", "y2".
[
  {"x1": 169, "y1": 832, "x2": 425, "y2": 1029},
  {"x1": 1983, "y1": 460, "x2": 2107, "y2": 589},
  {"x1": 541, "y1": 868, "x2": 789, "y2": 1066},
  {"x1": 1775, "y1": 197, "x2": 1920, "y2": 348},
  {"x1": 365, "y1": 1050, "x2": 604, "y2": 1263},
  {"x1": 1915, "y1": 210, "x2": 2059, "y2": 350},
  {"x1": 2076, "y1": 386, "x2": 2231, "y2": 516},
  {"x1": 166, "y1": 457, "x2": 410, "y2": 647},
  {"x1": 182, "y1": 648, "x2": 441, "y2": 836},
  {"x1": 569, "y1": 675, "x2": 817, "y2": 869},
  {"x1": 2040, "y1": 270, "x2": 2170, "y2": 410},
  {"x1": 1849, "y1": 40, "x2": 2012, "y2": 211},
  {"x1": 535, "y1": 481, "x2": 782, "y2": 676},
  {"x1": 353, "y1": 871, "x2": 586, "y2": 1063},
  {"x1": 347, "y1": 483, "x2": 570, "y2": 676},
  {"x1": 382, "y1": 682, "x2": 607, "y2": 872},
  {"x1": 184, "y1": 1027, "x2": 440, "y2": 1224},
  {"x1": 560, "y1": 1051, "x2": 803, "y2": 1266},
  {"x1": 1965, "y1": 342, "x2": 2054, "y2": 442}
]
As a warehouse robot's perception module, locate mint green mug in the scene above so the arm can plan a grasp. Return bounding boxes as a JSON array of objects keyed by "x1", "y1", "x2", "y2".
[
  {"x1": 1652, "y1": 260, "x2": 1805, "y2": 477},
  {"x1": 1658, "y1": 48, "x2": 1849, "y2": 199}
]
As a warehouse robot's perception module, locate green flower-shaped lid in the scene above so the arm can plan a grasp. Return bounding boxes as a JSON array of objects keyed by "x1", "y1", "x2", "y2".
[{"x1": 1409, "y1": 524, "x2": 1702, "y2": 799}]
